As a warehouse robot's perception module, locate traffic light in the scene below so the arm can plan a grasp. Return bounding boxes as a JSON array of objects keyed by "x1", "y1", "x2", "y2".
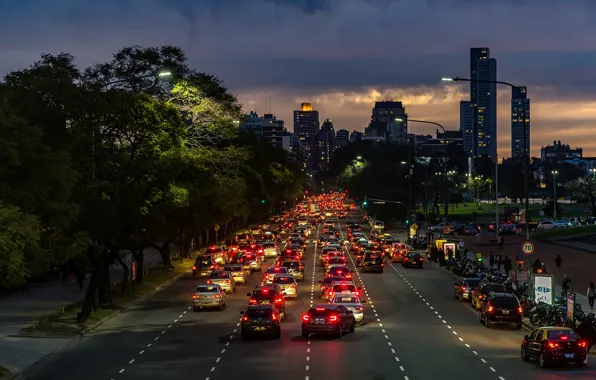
[
  {"x1": 363, "y1": 196, "x2": 368, "y2": 208},
  {"x1": 305, "y1": 190, "x2": 309, "y2": 194},
  {"x1": 405, "y1": 219, "x2": 410, "y2": 226},
  {"x1": 261, "y1": 199, "x2": 266, "y2": 204}
]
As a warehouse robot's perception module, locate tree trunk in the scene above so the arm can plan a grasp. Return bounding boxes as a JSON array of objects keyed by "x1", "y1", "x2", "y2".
[
  {"x1": 159, "y1": 242, "x2": 173, "y2": 268},
  {"x1": 134, "y1": 247, "x2": 144, "y2": 284},
  {"x1": 181, "y1": 230, "x2": 189, "y2": 258},
  {"x1": 79, "y1": 259, "x2": 100, "y2": 322},
  {"x1": 98, "y1": 250, "x2": 114, "y2": 304},
  {"x1": 116, "y1": 252, "x2": 129, "y2": 293},
  {"x1": 205, "y1": 229, "x2": 210, "y2": 245}
]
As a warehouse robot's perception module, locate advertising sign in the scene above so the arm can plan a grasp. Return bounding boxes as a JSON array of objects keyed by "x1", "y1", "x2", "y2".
[
  {"x1": 533, "y1": 274, "x2": 554, "y2": 305},
  {"x1": 567, "y1": 292, "x2": 575, "y2": 321},
  {"x1": 443, "y1": 243, "x2": 456, "y2": 260},
  {"x1": 511, "y1": 268, "x2": 517, "y2": 290}
]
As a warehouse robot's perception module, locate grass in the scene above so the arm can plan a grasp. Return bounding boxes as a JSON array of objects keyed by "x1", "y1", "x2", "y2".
[
  {"x1": 532, "y1": 224, "x2": 596, "y2": 241},
  {"x1": 20, "y1": 259, "x2": 191, "y2": 337},
  {"x1": 0, "y1": 366, "x2": 11, "y2": 379},
  {"x1": 444, "y1": 202, "x2": 590, "y2": 223}
]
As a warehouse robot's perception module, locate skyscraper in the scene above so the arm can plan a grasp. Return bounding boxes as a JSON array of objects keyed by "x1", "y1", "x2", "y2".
[
  {"x1": 317, "y1": 119, "x2": 336, "y2": 173},
  {"x1": 293, "y1": 103, "x2": 320, "y2": 172},
  {"x1": 459, "y1": 101, "x2": 475, "y2": 156},
  {"x1": 336, "y1": 129, "x2": 350, "y2": 149},
  {"x1": 511, "y1": 86, "x2": 530, "y2": 157},
  {"x1": 470, "y1": 47, "x2": 497, "y2": 160}
]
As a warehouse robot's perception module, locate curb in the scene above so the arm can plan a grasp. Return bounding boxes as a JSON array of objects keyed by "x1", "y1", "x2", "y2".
[{"x1": 7, "y1": 270, "x2": 189, "y2": 380}]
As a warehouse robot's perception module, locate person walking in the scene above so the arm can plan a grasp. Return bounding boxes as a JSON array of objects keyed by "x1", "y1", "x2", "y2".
[
  {"x1": 588, "y1": 282, "x2": 596, "y2": 310},
  {"x1": 503, "y1": 255, "x2": 512, "y2": 277},
  {"x1": 555, "y1": 255, "x2": 562, "y2": 274},
  {"x1": 497, "y1": 235, "x2": 504, "y2": 250},
  {"x1": 496, "y1": 254, "x2": 503, "y2": 272},
  {"x1": 489, "y1": 252, "x2": 495, "y2": 268}
]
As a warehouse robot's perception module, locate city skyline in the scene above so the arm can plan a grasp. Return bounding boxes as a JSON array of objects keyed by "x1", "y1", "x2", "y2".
[{"x1": 1, "y1": 0, "x2": 595, "y2": 157}]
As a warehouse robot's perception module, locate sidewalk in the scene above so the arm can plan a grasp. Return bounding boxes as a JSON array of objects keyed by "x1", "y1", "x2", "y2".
[{"x1": 0, "y1": 246, "x2": 168, "y2": 376}]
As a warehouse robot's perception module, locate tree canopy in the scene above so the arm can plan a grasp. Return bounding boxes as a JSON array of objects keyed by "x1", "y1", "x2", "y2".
[{"x1": 0, "y1": 45, "x2": 304, "y2": 319}]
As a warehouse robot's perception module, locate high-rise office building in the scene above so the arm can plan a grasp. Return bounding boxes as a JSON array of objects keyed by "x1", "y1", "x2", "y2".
[
  {"x1": 336, "y1": 129, "x2": 350, "y2": 149},
  {"x1": 470, "y1": 47, "x2": 497, "y2": 160},
  {"x1": 239, "y1": 112, "x2": 285, "y2": 148},
  {"x1": 293, "y1": 103, "x2": 320, "y2": 172},
  {"x1": 317, "y1": 119, "x2": 336, "y2": 173},
  {"x1": 459, "y1": 101, "x2": 475, "y2": 156},
  {"x1": 511, "y1": 86, "x2": 531, "y2": 157}
]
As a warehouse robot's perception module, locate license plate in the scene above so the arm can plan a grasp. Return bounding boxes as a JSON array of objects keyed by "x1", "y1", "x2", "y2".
[
  {"x1": 371, "y1": 261, "x2": 378, "y2": 264},
  {"x1": 315, "y1": 319, "x2": 325, "y2": 324},
  {"x1": 502, "y1": 310, "x2": 509, "y2": 314},
  {"x1": 253, "y1": 326, "x2": 266, "y2": 331},
  {"x1": 565, "y1": 353, "x2": 575, "y2": 359},
  {"x1": 261, "y1": 300, "x2": 271, "y2": 304}
]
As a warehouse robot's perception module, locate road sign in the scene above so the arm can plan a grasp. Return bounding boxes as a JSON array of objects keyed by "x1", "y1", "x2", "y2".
[
  {"x1": 214, "y1": 224, "x2": 220, "y2": 232},
  {"x1": 521, "y1": 241, "x2": 534, "y2": 255},
  {"x1": 372, "y1": 201, "x2": 386, "y2": 205},
  {"x1": 539, "y1": 210, "x2": 545, "y2": 217},
  {"x1": 475, "y1": 252, "x2": 482, "y2": 261},
  {"x1": 443, "y1": 225, "x2": 451, "y2": 235},
  {"x1": 411, "y1": 223, "x2": 419, "y2": 231}
]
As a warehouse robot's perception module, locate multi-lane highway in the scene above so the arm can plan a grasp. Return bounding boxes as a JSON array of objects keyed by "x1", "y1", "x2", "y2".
[{"x1": 25, "y1": 210, "x2": 595, "y2": 380}]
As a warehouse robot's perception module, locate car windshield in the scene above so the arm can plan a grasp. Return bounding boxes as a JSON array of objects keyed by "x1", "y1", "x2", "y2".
[
  {"x1": 547, "y1": 330, "x2": 580, "y2": 340},
  {"x1": 492, "y1": 297, "x2": 519, "y2": 308},
  {"x1": 196, "y1": 285, "x2": 218, "y2": 293},
  {"x1": 209, "y1": 272, "x2": 229, "y2": 279},
  {"x1": 282, "y1": 262, "x2": 299, "y2": 269},
  {"x1": 464, "y1": 279, "x2": 481, "y2": 287},
  {"x1": 482, "y1": 284, "x2": 506, "y2": 294},
  {"x1": 308, "y1": 308, "x2": 334, "y2": 317},
  {"x1": 332, "y1": 284, "x2": 356, "y2": 292},
  {"x1": 196, "y1": 260, "x2": 212, "y2": 266},
  {"x1": 268, "y1": 267, "x2": 288, "y2": 273},
  {"x1": 323, "y1": 277, "x2": 343, "y2": 285},
  {"x1": 206, "y1": 247, "x2": 222, "y2": 253},
  {"x1": 263, "y1": 242, "x2": 276, "y2": 248},
  {"x1": 245, "y1": 309, "x2": 274, "y2": 319},
  {"x1": 333, "y1": 296, "x2": 359, "y2": 304},
  {"x1": 273, "y1": 277, "x2": 294, "y2": 284},
  {"x1": 329, "y1": 267, "x2": 349, "y2": 274},
  {"x1": 225, "y1": 265, "x2": 242, "y2": 272},
  {"x1": 251, "y1": 291, "x2": 277, "y2": 300}
]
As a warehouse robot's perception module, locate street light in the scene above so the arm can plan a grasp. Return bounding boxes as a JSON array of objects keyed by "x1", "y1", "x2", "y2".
[
  {"x1": 356, "y1": 156, "x2": 363, "y2": 160},
  {"x1": 552, "y1": 170, "x2": 559, "y2": 219},
  {"x1": 158, "y1": 71, "x2": 172, "y2": 77},
  {"x1": 442, "y1": 76, "x2": 530, "y2": 240},
  {"x1": 397, "y1": 117, "x2": 450, "y2": 220},
  {"x1": 590, "y1": 168, "x2": 596, "y2": 179}
]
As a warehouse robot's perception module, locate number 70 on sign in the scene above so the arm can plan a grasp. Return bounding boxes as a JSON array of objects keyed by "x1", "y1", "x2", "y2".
[{"x1": 521, "y1": 241, "x2": 535, "y2": 255}]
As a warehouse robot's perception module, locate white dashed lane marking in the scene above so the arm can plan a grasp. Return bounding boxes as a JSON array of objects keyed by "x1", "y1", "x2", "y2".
[{"x1": 388, "y1": 261, "x2": 507, "y2": 379}]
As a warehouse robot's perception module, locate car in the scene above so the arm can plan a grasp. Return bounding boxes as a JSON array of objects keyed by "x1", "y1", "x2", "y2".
[
  {"x1": 280, "y1": 260, "x2": 304, "y2": 281},
  {"x1": 454, "y1": 278, "x2": 481, "y2": 301},
  {"x1": 325, "y1": 256, "x2": 347, "y2": 271},
  {"x1": 471, "y1": 283, "x2": 507, "y2": 310},
  {"x1": 327, "y1": 265, "x2": 353, "y2": 280},
  {"x1": 247, "y1": 285, "x2": 286, "y2": 320},
  {"x1": 225, "y1": 264, "x2": 248, "y2": 285},
  {"x1": 318, "y1": 276, "x2": 345, "y2": 298},
  {"x1": 361, "y1": 252, "x2": 384, "y2": 273},
  {"x1": 204, "y1": 246, "x2": 228, "y2": 265},
  {"x1": 301, "y1": 304, "x2": 356, "y2": 338},
  {"x1": 273, "y1": 274, "x2": 298, "y2": 299},
  {"x1": 521, "y1": 327, "x2": 588, "y2": 368},
  {"x1": 240, "y1": 305, "x2": 281, "y2": 340},
  {"x1": 242, "y1": 252, "x2": 262, "y2": 272},
  {"x1": 402, "y1": 252, "x2": 424, "y2": 268},
  {"x1": 325, "y1": 281, "x2": 361, "y2": 302},
  {"x1": 263, "y1": 266, "x2": 288, "y2": 284},
  {"x1": 331, "y1": 294, "x2": 366, "y2": 324},
  {"x1": 192, "y1": 257, "x2": 217, "y2": 277},
  {"x1": 207, "y1": 271, "x2": 236, "y2": 293},
  {"x1": 192, "y1": 284, "x2": 226, "y2": 311},
  {"x1": 480, "y1": 292, "x2": 523, "y2": 329}
]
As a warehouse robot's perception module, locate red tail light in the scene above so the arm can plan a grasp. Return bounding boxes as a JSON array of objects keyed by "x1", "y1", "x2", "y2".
[
  {"x1": 291, "y1": 283, "x2": 297, "y2": 288},
  {"x1": 249, "y1": 298, "x2": 257, "y2": 304},
  {"x1": 355, "y1": 306, "x2": 363, "y2": 311},
  {"x1": 225, "y1": 280, "x2": 231, "y2": 283},
  {"x1": 518, "y1": 307, "x2": 523, "y2": 314},
  {"x1": 258, "y1": 250, "x2": 263, "y2": 253},
  {"x1": 328, "y1": 291, "x2": 333, "y2": 296},
  {"x1": 271, "y1": 313, "x2": 277, "y2": 321},
  {"x1": 192, "y1": 295, "x2": 198, "y2": 299},
  {"x1": 210, "y1": 265, "x2": 215, "y2": 269},
  {"x1": 487, "y1": 306, "x2": 494, "y2": 312},
  {"x1": 242, "y1": 316, "x2": 248, "y2": 322},
  {"x1": 328, "y1": 315, "x2": 338, "y2": 322},
  {"x1": 561, "y1": 336, "x2": 568, "y2": 340},
  {"x1": 192, "y1": 266, "x2": 197, "y2": 270},
  {"x1": 548, "y1": 341, "x2": 559, "y2": 349},
  {"x1": 419, "y1": 258, "x2": 423, "y2": 261},
  {"x1": 354, "y1": 291, "x2": 360, "y2": 296},
  {"x1": 213, "y1": 294, "x2": 221, "y2": 299},
  {"x1": 275, "y1": 297, "x2": 283, "y2": 303},
  {"x1": 302, "y1": 314, "x2": 310, "y2": 322},
  {"x1": 346, "y1": 274, "x2": 352, "y2": 279},
  {"x1": 207, "y1": 280, "x2": 213, "y2": 284},
  {"x1": 579, "y1": 341, "x2": 588, "y2": 348}
]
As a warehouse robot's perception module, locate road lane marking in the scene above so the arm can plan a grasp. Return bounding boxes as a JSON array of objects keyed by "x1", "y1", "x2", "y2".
[
  {"x1": 129, "y1": 359, "x2": 135, "y2": 364},
  {"x1": 118, "y1": 369, "x2": 125, "y2": 374}
]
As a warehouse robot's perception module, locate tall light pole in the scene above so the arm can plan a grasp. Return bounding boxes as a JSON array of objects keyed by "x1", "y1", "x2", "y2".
[
  {"x1": 552, "y1": 170, "x2": 559, "y2": 219},
  {"x1": 442, "y1": 76, "x2": 530, "y2": 240},
  {"x1": 398, "y1": 118, "x2": 450, "y2": 220}
]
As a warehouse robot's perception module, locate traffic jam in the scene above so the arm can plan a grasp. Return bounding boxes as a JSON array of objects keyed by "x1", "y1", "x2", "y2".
[{"x1": 189, "y1": 191, "x2": 592, "y2": 371}]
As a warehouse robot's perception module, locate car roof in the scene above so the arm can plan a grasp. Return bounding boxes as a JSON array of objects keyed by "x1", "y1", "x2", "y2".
[
  {"x1": 541, "y1": 326, "x2": 573, "y2": 331},
  {"x1": 331, "y1": 281, "x2": 355, "y2": 286},
  {"x1": 196, "y1": 284, "x2": 219, "y2": 291},
  {"x1": 489, "y1": 292, "x2": 516, "y2": 298},
  {"x1": 310, "y1": 304, "x2": 335, "y2": 310},
  {"x1": 274, "y1": 273, "x2": 294, "y2": 278}
]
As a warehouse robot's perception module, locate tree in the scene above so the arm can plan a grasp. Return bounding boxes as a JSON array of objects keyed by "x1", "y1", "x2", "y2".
[
  {"x1": 466, "y1": 176, "x2": 490, "y2": 207},
  {"x1": 0, "y1": 202, "x2": 40, "y2": 290},
  {"x1": 565, "y1": 177, "x2": 596, "y2": 216}
]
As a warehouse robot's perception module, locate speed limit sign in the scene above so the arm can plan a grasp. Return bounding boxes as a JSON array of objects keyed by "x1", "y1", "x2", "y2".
[{"x1": 521, "y1": 241, "x2": 535, "y2": 255}]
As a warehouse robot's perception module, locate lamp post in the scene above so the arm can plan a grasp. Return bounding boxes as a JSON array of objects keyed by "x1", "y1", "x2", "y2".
[
  {"x1": 398, "y1": 118, "x2": 450, "y2": 220},
  {"x1": 552, "y1": 170, "x2": 559, "y2": 220},
  {"x1": 590, "y1": 168, "x2": 596, "y2": 179}
]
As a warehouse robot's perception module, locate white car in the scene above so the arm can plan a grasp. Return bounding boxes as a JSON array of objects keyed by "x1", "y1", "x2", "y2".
[
  {"x1": 273, "y1": 274, "x2": 298, "y2": 299},
  {"x1": 537, "y1": 221, "x2": 557, "y2": 231},
  {"x1": 331, "y1": 294, "x2": 366, "y2": 324},
  {"x1": 325, "y1": 281, "x2": 361, "y2": 302},
  {"x1": 262, "y1": 242, "x2": 280, "y2": 258}
]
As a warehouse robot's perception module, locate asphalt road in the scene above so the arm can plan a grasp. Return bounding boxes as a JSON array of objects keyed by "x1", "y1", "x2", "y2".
[{"x1": 24, "y1": 210, "x2": 596, "y2": 380}]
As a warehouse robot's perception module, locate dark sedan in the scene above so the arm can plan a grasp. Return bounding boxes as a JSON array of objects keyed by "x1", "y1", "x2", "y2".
[
  {"x1": 402, "y1": 252, "x2": 423, "y2": 268},
  {"x1": 521, "y1": 327, "x2": 587, "y2": 368}
]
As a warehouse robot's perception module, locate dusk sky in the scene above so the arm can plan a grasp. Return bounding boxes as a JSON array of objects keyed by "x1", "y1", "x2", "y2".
[{"x1": 1, "y1": 0, "x2": 596, "y2": 158}]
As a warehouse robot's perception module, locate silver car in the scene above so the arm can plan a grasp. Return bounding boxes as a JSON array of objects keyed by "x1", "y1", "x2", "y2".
[
  {"x1": 262, "y1": 242, "x2": 280, "y2": 258},
  {"x1": 192, "y1": 284, "x2": 226, "y2": 311},
  {"x1": 243, "y1": 253, "x2": 262, "y2": 272},
  {"x1": 273, "y1": 274, "x2": 298, "y2": 299},
  {"x1": 331, "y1": 294, "x2": 366, "y2": 323},
  {"x1": 225, "y1": 264, "x2": 247, "y2": 284},
  {"x1": 207, "y1": 271, "x2": 236, "y2": 293},
  {"x1": 263, "y1": 266, "x2": 288, "y2": 284}
]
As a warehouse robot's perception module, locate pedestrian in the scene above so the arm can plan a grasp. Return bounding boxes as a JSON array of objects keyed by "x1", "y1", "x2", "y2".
[
  {"x1": 562, "y1": 274, "x2": 572, "y2": 297},
  {"x1": 503, "y1": 255, "x2": 512, "y2": 277},
  {"x1": 498, "y1": 235, "x2": 504, "y2": 250},
  {"x1": 588, "y1": 282, "x2": 596, "y2": 310},
  {"x1": 489, "y1": 252, "x2": 495, "y2": 268},
  {"x1": 532, "y1": 258, "x2": 542, "y2": 274},
  {"x1": 458, "y1": 239, "x2": 464, "y2": 252},
  {"x1": 438, "y1": 248, "x2": 445, "y2": 266},
  {"x1": 496, "y1": 254, "x2": 502, "y2": 272},
  {"x1": 555, "y1": 255, "x2": 562, "y2": 273}
]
